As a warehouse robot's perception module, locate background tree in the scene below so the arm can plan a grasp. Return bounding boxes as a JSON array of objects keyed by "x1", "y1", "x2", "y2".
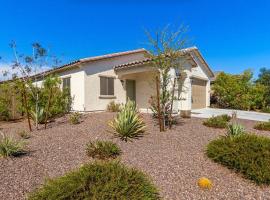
[
  {"x1": 256, "y1": 67, "x2": 270, "y2": 108},
  {"x1": 146, "y1": 25, "x2": 189, "y2": 131},
  {"x1": 212, "y1": 70, "x2": 266, "y2": 110}
]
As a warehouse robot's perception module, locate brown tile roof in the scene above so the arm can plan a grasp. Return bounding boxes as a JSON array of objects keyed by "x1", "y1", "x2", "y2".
[
  {"x1": 0, "y1": 48, "x2": 147, "y2": 83},
  {"x1": 113, "y1": 58, "x2": 153, "y2": 70},
  {"x1": 114, "y1": 46, "x2": 215, "y2": 78}
]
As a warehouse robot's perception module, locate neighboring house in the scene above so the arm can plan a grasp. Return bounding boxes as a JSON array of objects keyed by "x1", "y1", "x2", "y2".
[{"x1": 34, "y1": 47, "x2": 214, "y2": 115}]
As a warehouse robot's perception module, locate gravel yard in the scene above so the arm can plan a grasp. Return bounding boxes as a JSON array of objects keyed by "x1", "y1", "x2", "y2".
[{"x1": 0, "y1": 113, "x2": 270, "y2": 200}]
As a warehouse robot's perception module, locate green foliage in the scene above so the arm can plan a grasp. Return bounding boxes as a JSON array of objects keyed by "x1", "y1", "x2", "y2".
[
  {"x1": 0, "y1": 82, "x2": 21, "y2": 121},
  {"x1": 17, "y1": 131, "x2": 31, "y2": 139},
  {"x1": 106, "y1": 101, "x2": 122, "y2": 112},
  {"x1": 28, "y1": 76, "x2": 72, "y2": 123},
  {"x1": 69, "y1": 112, "x2": 81, "y2": 125},
  {"x1": 226, "y1": 123, "x2": 245, "y2": 137},
  {"x1": 109, "y1": 100, "x2": 146, "y2": 142},
  {"x1": 262, "y1": 107, "x2": 270, "y2": 113},
  {"x1": 86, "y1": 141, "x2": 121, "y2": 160},
  {"x1": 28, "y1": 161, "x2": 160, "y2": 200},
  {"x1": 0, "y1": 134, "x2": 25, "y2": 157},
  {"x1": 206, "y1": 134, "x2": 270, "y2": 184},
  {"x1": 212, "y1": 70, "x2": 267, "y2": 110},
  {"x1": 254, "y1": 121, "x2": 270, "y2": 131},
  {"x1": 203, "y1": 114, "x2": 231, "y2": 128}
]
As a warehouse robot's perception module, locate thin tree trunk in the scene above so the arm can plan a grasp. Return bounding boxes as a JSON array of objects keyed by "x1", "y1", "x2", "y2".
[
  {"x1": 22, "y1": 85, "x2": 32, "y2": 132},
  {"x1": 44, "y1": 88, "x2": 53, "y2": 129},
  {"x1": 169, "y1": 78, "x2": 176, "y2": 129},
  {"x1": 156, "y1": 76, "x2": 164, "y2": 132}
]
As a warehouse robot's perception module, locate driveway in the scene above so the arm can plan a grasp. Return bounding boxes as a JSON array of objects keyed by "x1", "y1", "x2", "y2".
[{"x1": 192, "y1": 108, "x2": 270, "y2": 122}]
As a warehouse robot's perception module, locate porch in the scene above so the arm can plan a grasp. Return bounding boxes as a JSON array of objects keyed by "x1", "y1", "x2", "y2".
[{"x1": 115, "y1": 63, "x2": 158, "y2": 112}]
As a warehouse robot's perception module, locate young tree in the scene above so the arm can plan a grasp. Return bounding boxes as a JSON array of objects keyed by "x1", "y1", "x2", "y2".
[
  {"x1": 6, "y1": 42, "x2": 59, "y2": 131},
  {"x1": 146, "y1": 25, "x2": 189, "y2": 131}
]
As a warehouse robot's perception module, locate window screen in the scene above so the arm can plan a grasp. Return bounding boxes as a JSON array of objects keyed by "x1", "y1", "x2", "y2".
[{"x1": 100, "y1": 77, "x2": 114, "y2": 95}]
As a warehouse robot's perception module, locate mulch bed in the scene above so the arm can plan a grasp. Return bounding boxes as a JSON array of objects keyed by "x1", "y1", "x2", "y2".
[{"x1": 0, "y1": 113, "x2": 270, "y2": 200}]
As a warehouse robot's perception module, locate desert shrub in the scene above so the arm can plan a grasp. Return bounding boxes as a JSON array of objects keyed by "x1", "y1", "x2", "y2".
[
  {"x1": 254, "y1": 121, "x2": 270, "y2": 131},
  {"x1": 220, "y1": 114, "x2": 232, "y2": 121},
  {"x1": 203, "y1": 114, "x2": 231, "y2": 128},
  {"x1": 28, "y1": 161, "x2": 160, "y2": 200},
  {"x1": 206, "y1": 134, "x2": 270, "y2": 184},
  {"x1": 107, "y1": 101, "x2": 121, "y2": 112},
  {"x1": 86, "y1": 140, "x2": 121, "y2": 159},
  {"x1": 109, "y1": 100, "x2": 146, "y2": 142},
  {"x1": 69, "y1": 112, "x2": 81, "y2": 124},
  {"x1": 0, "y1": 134, "x2": 25, "y2": 157},
  {"x1": 226, "y1": 123, "x2": 245, "y2": 137},
  {"x1": 18, "y1": 131, "x2": 31, "y2": 139}
]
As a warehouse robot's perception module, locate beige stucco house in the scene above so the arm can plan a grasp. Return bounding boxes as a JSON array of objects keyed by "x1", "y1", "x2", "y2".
[{"x1": 35, "y1": 47, "x2": 214, "y2": 114}]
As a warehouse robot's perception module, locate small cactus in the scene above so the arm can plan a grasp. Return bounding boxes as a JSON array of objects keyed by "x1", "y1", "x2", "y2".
[{"x1": 198, "y1": 177, "x2": 212, "y2": 189}]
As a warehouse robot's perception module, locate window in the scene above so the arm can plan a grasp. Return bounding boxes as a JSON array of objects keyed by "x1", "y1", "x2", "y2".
[
  {"x1": 62, "y1": 77, "x2": 71, "y2": 94},
  {"x1": 100, "y1": 76, "x2": 114, "y2": 96}
]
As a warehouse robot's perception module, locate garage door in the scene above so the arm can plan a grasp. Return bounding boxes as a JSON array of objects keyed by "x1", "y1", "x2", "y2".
[{"x1": 191, "y1": 78, "x2": 207, "y2": 109}]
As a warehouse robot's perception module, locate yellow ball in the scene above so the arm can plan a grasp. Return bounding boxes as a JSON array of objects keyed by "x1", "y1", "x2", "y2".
[{"x1": 198, "y1": 177, "x2": 212, "y2": 189}]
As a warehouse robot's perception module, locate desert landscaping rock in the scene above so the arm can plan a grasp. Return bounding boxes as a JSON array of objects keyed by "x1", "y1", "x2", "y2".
[{"x1": 0, "y1": 113, "x2": 270, "y2": 200}]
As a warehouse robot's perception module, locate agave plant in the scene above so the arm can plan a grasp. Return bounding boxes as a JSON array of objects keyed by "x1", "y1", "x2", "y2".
[
  {"x1": 0, "y1": 132, "x2": 25, "y2": 157},
  {"x1": 226, "y1": 123, "x2": 245, "y2": 138},
  {"x1": 109, "y1": 100, "x2": 146, "y2": 142},
  {"x1": 31, "y1": 107, "x2": 46, "y2": 124}
]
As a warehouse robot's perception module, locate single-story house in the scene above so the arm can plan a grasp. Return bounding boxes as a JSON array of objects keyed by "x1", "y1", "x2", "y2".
[{"x1": 35, "y1": 47, "x2": 214, "y2": 115}]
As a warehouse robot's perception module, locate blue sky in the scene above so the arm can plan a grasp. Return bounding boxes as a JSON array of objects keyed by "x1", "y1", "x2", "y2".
[{"x1": 0, "y1": 0, "x2": 269, "y2": 76}]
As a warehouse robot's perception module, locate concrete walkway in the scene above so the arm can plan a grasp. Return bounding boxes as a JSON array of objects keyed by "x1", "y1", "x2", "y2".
[{"x1": 192, "y1": 108, "x2": 270, "y2": 122}]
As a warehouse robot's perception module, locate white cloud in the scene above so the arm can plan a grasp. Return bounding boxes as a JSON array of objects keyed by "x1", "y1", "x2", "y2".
[{"x1": 0, "y1": 63, "x2": 52, "y2": 81}]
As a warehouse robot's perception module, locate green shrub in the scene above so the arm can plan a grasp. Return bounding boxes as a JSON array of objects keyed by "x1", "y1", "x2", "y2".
[
  {"x1": 0, "y1": 103, "x2": 11, "y2": 121},
  {"x1": 18, "y1": 131, "x2": 31, "y2": 139},
  {"x1": 107, "y1": 101, "x2": 122, "y2": 112},
  {"x1": 28, "y1": 161, "x2": 160, "y2": 200},
  {"x1": 86, "y1": 140, "x2": 121, "y2": 160},
  {"x1": 203, "y1": 114, "x2": 231, "y2": 128},
  {"x1": 220, "y1": 114, "x2": 232, "y2": 121},
  {"x1": 206, "y1": 134, "x2": 270, "y2": 184},
  {"x1": 0, "y1": 134, "x2": 25, "y2": 157},
  {"x1": 226, "y1": 123, "x2": 245, "y2": 137},
  {"x1": 262, "y1": 107, "x2": 270, "y2": 113},
  {"x1": 254, "y1": 121, "x2": 270, "y2": 131},
  {"x1": 109, "y1": 100, "x2": 146, "y2": 142},
  {"x1": 69, "y1": 112, "x2": 81, "y2": 125}
]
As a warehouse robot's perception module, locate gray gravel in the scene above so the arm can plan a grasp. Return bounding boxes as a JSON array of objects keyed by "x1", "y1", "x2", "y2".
[{"x1": 0, "y1": 113, "x2": 270, "y2": 200}]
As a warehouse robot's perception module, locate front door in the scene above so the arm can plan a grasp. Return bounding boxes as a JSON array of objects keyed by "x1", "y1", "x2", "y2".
[{"x1": 126, "y1": 80, "x2": 136, "y2": 102}]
